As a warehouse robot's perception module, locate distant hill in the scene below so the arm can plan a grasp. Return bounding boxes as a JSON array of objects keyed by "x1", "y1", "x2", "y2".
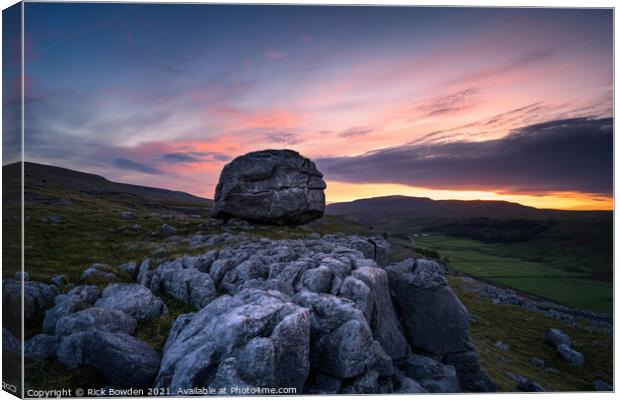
[
  {"x1": 327, "y1": 195, "x2": 540, "y2": 224},
  {"x1": 3, "y1": 162, "x2": 210, "y2": 206},
  {"x1": 326, "y1": 195, "x2": 609, "y2": 226}
]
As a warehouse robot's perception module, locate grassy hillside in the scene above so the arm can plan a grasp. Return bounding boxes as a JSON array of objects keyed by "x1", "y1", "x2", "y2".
[{"x1": 450, "y1": 276, "x2": 612, "y2": 392}]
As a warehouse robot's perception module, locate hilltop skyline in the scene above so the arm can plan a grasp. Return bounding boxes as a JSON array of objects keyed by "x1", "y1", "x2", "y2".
[{"x1": 4, "y1": 4, "x2": 613, "y2": 210}]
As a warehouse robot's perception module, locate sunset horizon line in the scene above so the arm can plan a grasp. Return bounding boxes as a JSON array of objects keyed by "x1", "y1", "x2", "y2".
[{"x1": 13, "y1": 160, "x2": 613, "y2": 212}]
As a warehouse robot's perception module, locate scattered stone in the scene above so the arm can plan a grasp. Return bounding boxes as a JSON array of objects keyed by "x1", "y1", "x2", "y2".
[
  {"x1": 530, "y1": 357, "x2": 545, "y2": 368},
  {"x1": 120, "y1": 211, "x2": 135, "y2": 220},
  {"x1": 494, "y1": 341, "x2": 509, "y2": 351},
  {"x1": 504, "y1": 371, "x2": 526, "y2": 383},
  {"x1": 543, "y1": 328, "x2": 571, "y2": 348},
  {"x1": 80, "y1": 263, "x2": 120, "y2": 284},
  {"x1": 158, "y1": 224, "x2": 177, "y2": 236},
  {"x1": 212, "y1": 149, "x2": 326, "y2": 225},
  {"x1": 227, "y1": 218, "x2": 254, "y2": 229},
  {"x1": 593, "y1": 380, "x2": 613, "y2": 391},
  {"x1": 15, "y1": 271, "x2": 29, "y2": 281},
  {"x1": 517, "y1": 379, "x2": 545, "y2": 392},
  {"x1": 545, "y1": 309, "x2": 576, "y2": 325},
  {"x1": 50, "y1": 275, "x2": 68, "y2": 287},
  {"x1": 151, "y1": 246, "x2": 167, "y2": 257},
  {"x1": 117, "y1": 261, "x2": 138, "y2": 280},
  {"x1": 42, "y1": 215, "x2": 64, "y2": 224},
  {"x1": 556, "y1": 344, "x2": 584, "y2": 366}
]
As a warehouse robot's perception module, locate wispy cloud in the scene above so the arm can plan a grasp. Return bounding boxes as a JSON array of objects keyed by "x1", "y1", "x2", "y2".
[
  {"x1": 266, "y1": 132, "x2": 303, "y2": 145},
  {"x1": 339, "y1": 126, "x2": 374, "y2": 138},
  {"x1": 113, "y1": 157, "x2": 163, "y2": 174},
  {"x1": 161, "y1": 151, "x2": 230, "y2": 163},
  {"x1": 414, "y1": 88, "x2": 480, "y2": 117}
]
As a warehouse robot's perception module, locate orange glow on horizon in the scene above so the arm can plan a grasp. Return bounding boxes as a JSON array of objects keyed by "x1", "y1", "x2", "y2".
[{"x1": 324, "y1": 181, "x2": 613, "y2": 211}]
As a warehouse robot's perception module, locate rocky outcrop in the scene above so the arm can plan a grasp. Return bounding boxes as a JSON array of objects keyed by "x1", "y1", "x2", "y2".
[
  {"x1": 154, "y1": 289, "x2": 311, "y2": 392},
  {"x1": 212, "y1": 150, "x2": 326, "y2": 225},
  {"x1": 20, "y1": 232, "x2": 495, "y2": 393}
]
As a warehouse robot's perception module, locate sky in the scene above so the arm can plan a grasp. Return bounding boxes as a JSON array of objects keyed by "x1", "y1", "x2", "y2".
[{"x1": 4, "y1": 4, "x2": 613, "y2": 209}]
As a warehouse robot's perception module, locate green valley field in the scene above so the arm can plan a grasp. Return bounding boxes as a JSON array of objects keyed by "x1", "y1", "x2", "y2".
[{"x1": 414, "y1": 235, "x2": 612, "y2": 314}]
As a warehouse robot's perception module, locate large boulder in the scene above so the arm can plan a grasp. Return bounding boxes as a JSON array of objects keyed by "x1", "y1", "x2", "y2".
[{"x1": 212, "y1": 149, "x2": 326, "y2": 225}]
